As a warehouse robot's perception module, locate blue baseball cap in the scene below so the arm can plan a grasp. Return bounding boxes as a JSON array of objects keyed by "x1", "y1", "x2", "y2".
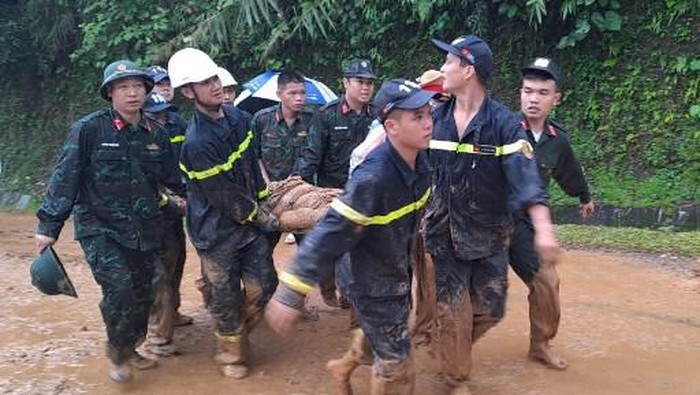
[
  {"x1": 145, "y1": 65, "x2": 169, "y2": 83},
  {"x1": 431, "y1": 35, "x2": 494, "y2": 82},
  {"x1": 373, "y1": 79, "x2": 437, "y2": 121},
  {"x1": 143, "y1": 92, "x2": 174, "y2": 113}
]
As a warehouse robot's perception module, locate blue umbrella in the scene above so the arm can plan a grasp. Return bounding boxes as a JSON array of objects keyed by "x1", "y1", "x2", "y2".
[{"x1": 234, "y1": 71, "x2": 338, "y2": 113}]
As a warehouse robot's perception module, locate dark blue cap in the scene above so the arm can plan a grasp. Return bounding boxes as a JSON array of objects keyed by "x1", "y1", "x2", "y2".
[
  {"x1": 145, "y1": 65, "x2": 169, "y2": 83},
  {"x1": 143, "y1": 92, "x2": 173, "y2": 113},
  {"x1": 343, "y1": 58, "x2": 376, "y2": 79},
  {"x1": 521, "y1": 57, "x2": 563, "y2": 85},
  {"x1": 431, "y1": 35, "x2": 494, "y2": 82},
  {"x1": 373, "y1": 79, "x2": 437, "y2": 120}
]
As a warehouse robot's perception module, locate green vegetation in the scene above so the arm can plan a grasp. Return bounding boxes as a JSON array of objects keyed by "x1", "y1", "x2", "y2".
[
  {"x1": 556, "y1": 225, "x2": 700, "y2": 257},
  {"x1": 0, "y1": 0, "x2": 698, "y2": 209}
]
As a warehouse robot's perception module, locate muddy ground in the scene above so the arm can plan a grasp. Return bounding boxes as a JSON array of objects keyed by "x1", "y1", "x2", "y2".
[{"x1": 1, "y1": 212, "x2": 699, "y2": 395}]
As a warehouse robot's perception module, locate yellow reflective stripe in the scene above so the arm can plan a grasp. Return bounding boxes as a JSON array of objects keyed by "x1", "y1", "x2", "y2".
[
  {"x1": 330, "y1": 187, "x2": 431, "y2": 226},
  {"x1": 215, "y1": 332, "x2": 241, "y2": 343},
  {"x1": 279, "y1": 270, "x2": 315, "y2": 295},
  {"x1": 170, "y1": 135, "x2": 185, "y2": 144},
  {"x1": 179, "y1": 130, "x2": 254, "y2": 180},
  {"x1": 429, "y1": 139, "x2": 532, "y2": 157},
  {"x1": 257, "y1": 187, "x2": 269, "y2": 200},
  {"x1": 158, "y1": 193, "x2": 169, "y2": 208},
  {"x1": 244, "y1": 201, "x2": 258, "y2": 224}
]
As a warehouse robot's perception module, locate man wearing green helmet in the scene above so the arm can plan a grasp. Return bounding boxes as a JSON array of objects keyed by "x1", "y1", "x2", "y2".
[{"x1": 35, "y1": 59, "x2": 186, "y2": 384}]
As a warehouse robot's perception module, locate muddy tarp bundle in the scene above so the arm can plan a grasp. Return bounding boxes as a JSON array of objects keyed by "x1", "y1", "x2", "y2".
[{"x1": 266, "y1": 176, "x2": 343, "y2": 233}]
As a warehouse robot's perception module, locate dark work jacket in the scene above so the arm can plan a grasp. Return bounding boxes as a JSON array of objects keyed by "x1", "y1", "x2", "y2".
[
  {"x1": 425, "y1": 96, "x2": 548, "y2": 260},
  {"x1": 296, "y1": 96, "x2": 377, "y2": 188},
  {"x1": 520, "y1": 116, "x2": 591, "y2": 204},
  {"x1": 179, "y1": 105, "x2": 267, "y2": 250},
  {"x1": 36, "y1": 108, "x2": 185, "y2": 251},
  {"x1": 280, "y1": 142, "x2": 432, "y2": 299},
  {"x1": 166, "y1": 110, "x2": 188, "y2": 161}
]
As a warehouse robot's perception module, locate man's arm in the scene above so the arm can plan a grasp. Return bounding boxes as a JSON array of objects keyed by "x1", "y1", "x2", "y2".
[
  {"x1": 35, "y1": 122, "x2": 86, "y2": 252},
  {"x1": 551, "y1": 134, "x2": 594, "y2": 218}
]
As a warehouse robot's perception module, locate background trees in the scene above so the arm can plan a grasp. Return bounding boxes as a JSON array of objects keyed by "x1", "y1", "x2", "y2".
[{"x1": 0, "y1": 0, "x2": 698, "y2": 207}]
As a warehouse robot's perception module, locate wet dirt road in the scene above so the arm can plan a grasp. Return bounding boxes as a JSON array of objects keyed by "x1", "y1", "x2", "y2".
[{"x1": 1, "y1": 212, "x2": 699, "y2": 395}]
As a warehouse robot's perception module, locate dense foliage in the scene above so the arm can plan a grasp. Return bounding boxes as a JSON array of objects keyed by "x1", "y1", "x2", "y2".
[{"x1": 0, "y1": 0, "x2": 698, "y2": 208}]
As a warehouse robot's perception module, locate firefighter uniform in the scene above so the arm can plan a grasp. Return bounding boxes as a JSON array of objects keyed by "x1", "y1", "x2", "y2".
[
  {"x1": 275, "y1": 141, "x2": 432, "y2": 393},
  {"x1": 426, "y1": 96, "x2": 548, "y2": 384},
  {"x1": 178, "y1": 104, "x2": 278, "y2": 375}
]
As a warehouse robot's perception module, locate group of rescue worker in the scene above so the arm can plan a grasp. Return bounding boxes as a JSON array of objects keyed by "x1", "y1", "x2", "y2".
[{"x1": 34, "y1": 32, "x2": 594, "y2": 395}]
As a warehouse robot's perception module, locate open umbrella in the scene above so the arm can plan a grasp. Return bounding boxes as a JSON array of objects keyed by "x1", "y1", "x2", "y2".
[{"x1": 234, "y1": 71, "x2": 338, "y2": 114}]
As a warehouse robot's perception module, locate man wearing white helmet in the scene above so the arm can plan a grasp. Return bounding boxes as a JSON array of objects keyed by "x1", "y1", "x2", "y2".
[
  {"x1": 168, "y1": 48, "x2": 279, "y2": 379},
  {"x1": 218, "y1": 66, "x2": 238, "y2": 105}
]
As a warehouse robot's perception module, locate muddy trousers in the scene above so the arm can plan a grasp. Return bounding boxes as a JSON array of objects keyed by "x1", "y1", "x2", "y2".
[
  {"x1": 339, "y1": 288, "x2": 415, "y2": 394},
  {"x1": 196, "y1": 233, "x2": 278, "y2": 366},
  {"x1": 508, "y1": 216, "x2": 560, "y2": 344},
  {"x1": 148, "y1": 217, "x2": 187, "y2": 343},
  {"x1": 80, "y1": 235, "x2": 156, "y2": 364},
  {"x1": 431, "y1": 246, "x2": 508, "y2": 385}
]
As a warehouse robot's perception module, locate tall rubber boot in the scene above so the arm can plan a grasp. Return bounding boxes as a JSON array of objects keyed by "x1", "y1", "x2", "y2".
[
  {"x1": 214, "y1": 332, "x2": 249, "y2": 379},
  {"x1": 327, "y1": 329, "x2": 373, "y2": 395},
  {"x1": 436, "y1": 294, "x2": 473, "y2": 386},
  {"x1": 527, "y1": 261, "x2": 568, "y2": 370},
  {"x1": 369, "y1": 358, "x2": 415, "y2": 395}
]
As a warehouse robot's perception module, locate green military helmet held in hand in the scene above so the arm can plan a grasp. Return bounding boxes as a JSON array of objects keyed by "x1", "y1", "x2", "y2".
[{"x1": 30, "y1": 246, "x2": 78, "y2": 298}]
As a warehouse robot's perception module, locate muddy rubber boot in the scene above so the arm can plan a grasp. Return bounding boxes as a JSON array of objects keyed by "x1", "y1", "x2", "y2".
[
  {"x1": 214, "y1": 332, "x2": 249, "y2": 379},
  {"x1": 108, "y1": 360, "x2": 133, "y2": 383},
  {"x1": 130, "y1": 351, "x2": 158, "y2": 370},
  {"x1": 527, "y1": 262, "x2": 567, "y2": 370},
  {"x1": 369, "y1": 364, "x2": 415, "y2": 395},
  {"x1": 175, "y1": 312, "x2": 194, "y2": 327},
  {"x1": 327, "y1": 329, "x2": 371, "y2": 395}
]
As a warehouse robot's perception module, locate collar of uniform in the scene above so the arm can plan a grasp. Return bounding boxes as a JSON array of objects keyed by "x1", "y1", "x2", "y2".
[
  {"x1": 340, "y1": 95, "x2": 373, "y2": 116},
  {"x1": 385, "y1": 141, "x2": 431, "y2": 187},
  {"x1": 111, "y1": 109, "x2": 152, "y2": 132},
  {"x1": 519, "y1": 115, "x2": 557, "y2": 138},
  {"x1": 443, "y1": 96, "x2": 488, "y2": 140}
]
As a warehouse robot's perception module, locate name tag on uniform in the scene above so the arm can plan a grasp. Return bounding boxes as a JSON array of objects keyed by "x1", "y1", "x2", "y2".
[
  {"x1": 297, "y1": 131, "x2": 308, "y2": 137},
  {"x1": 100, "y1": 142, "x2": 120, "y2": 148},
  {"x1": 146, "y1": 143, "x2": 161, "y2": 151},
  {"x1": 334, "y1": 126, "x2": 349, "y2": 131}
]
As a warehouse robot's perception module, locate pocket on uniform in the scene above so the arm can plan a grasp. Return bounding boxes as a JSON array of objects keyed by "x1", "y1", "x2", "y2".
[{"x1": 93, "y1": 149, "x2": 129, "y2": 184}]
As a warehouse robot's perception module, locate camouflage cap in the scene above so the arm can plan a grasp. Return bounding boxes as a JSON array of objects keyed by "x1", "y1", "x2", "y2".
[{"x1": 343, "y1": 58, "x2": 376, "y2": 79}]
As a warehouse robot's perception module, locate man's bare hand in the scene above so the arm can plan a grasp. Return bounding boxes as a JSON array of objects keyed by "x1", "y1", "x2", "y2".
[
  {"x1": 35, "y1": 234, "x2": 56, "y2": 254},
  {"x1": 264, "y1": 299, "x2": 302, "y2": 336},
  {"x1": 534, "y1": 229, "x2": 560, "y2": 266},
  {"x1": 579, "y1": 201, "x2": 595, "y2": 219}
]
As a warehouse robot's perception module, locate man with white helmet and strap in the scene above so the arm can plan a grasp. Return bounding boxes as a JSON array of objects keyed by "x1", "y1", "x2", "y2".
[
  {"x1": 168, "y1": 48, "x2": 279, "y2": 379},
  {"x1": 218, "y1": 66, "x2": 239, "y2": 106},
  {"x1": 425, "y1": 35, "x2": 559, "y2": 394}
]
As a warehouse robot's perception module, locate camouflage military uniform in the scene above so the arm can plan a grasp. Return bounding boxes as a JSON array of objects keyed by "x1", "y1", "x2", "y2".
[
  {"x1": 296, "y1": 97, "x2": 376, "y2": 188},
  {"x1": 253, "y1": 104, "x2": 314, "y2": 247},
  {"x1": 36, "y1": 109, "x2": 185, "y2": 364},
  {"x1": 253, "y1": 104, "x2": 314, "y2": 182}
]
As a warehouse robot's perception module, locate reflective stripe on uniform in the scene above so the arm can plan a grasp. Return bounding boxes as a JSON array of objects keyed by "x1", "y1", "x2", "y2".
[
  {"x1": 158, "y1": 193, "x2": 169, "y2": 208},
  {"x1": 279, "y1": 270, "x2": 315, "y2": 295},
  {"x1": 215, "y1": 332, "x2": 241, "y2": 343},
  {"x1": 244, "y1": 201, "x2": 258, "y2": 224},
  {"x1": 329, "y1": 187, "x2": 431, "y2": 226},
  {"x1": 429, "y1": 139, "x2": 533, "y2": 157},
  {"x1": 179, "y1": 130, "x2": 254, "y2": 180},
  {"x1": 170, "y1": 135, "x2": 185, "y2": 144},
  {"x1": 257, "y1": 187, "x2": 270, "y2": 200}
]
